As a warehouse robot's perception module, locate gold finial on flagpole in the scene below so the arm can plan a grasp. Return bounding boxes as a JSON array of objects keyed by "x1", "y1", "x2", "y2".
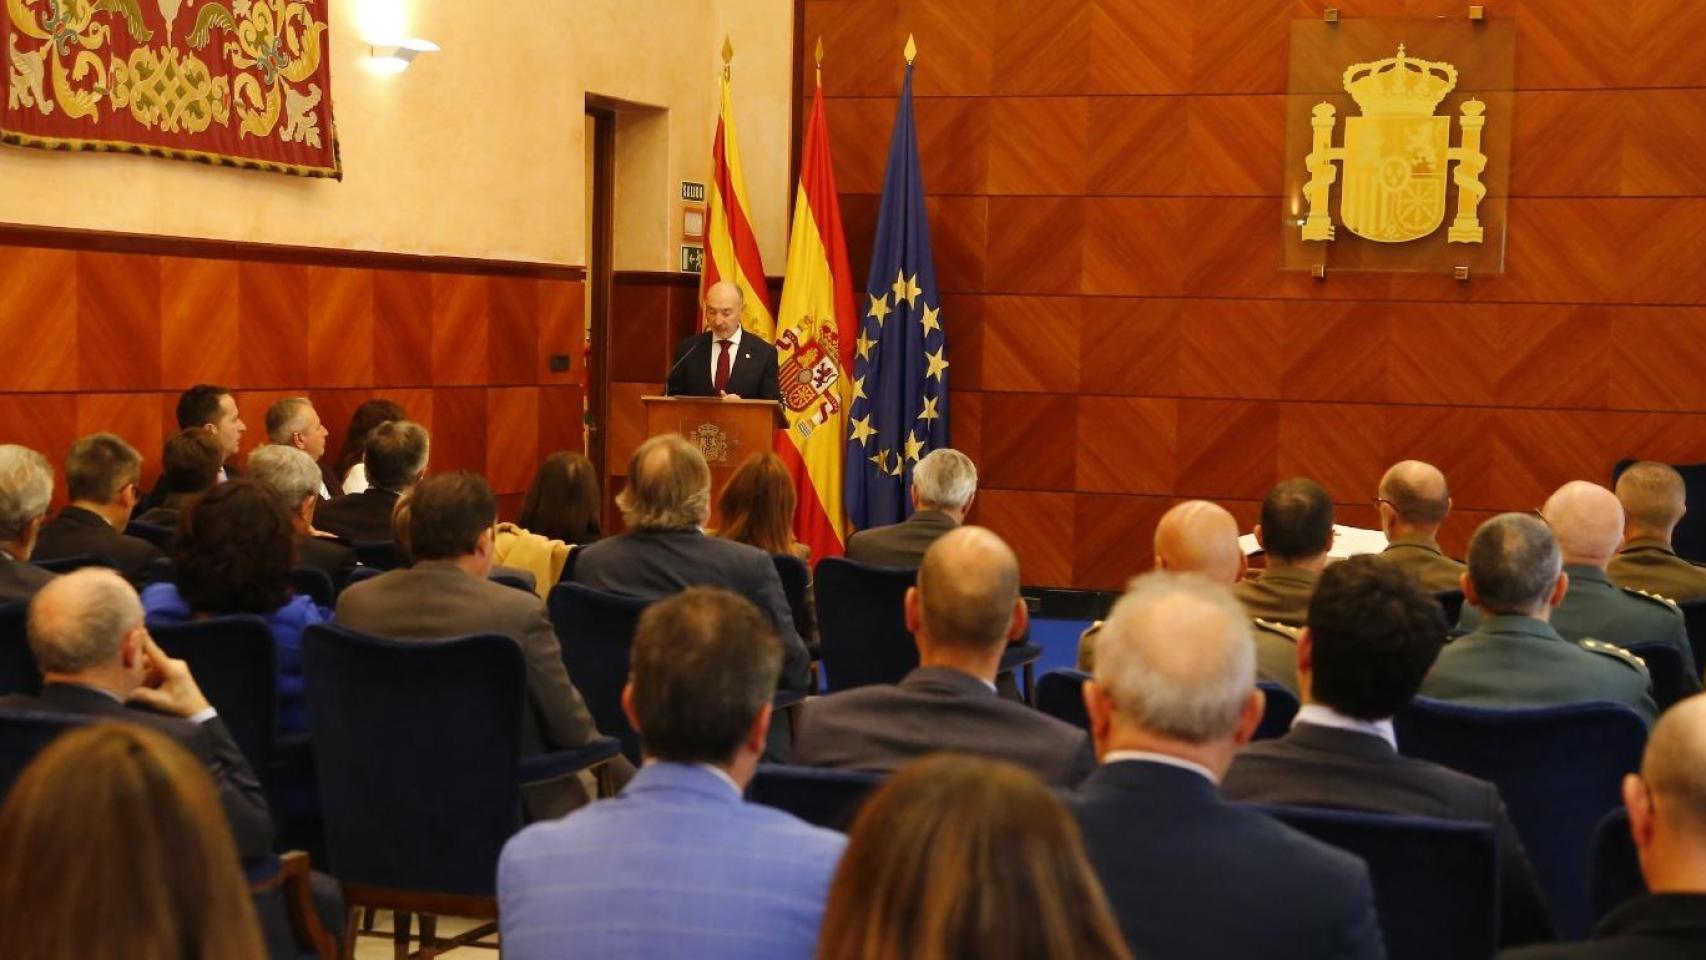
[
  {"x1": 903, "y1": 33, "x2": 917, "y2": 65},
  {"x1": 815, "y1": 36, "x2": 824, "y2": 86},
  {"x1": 722, "y1": 35, "x2": 734, "y2": 79}
]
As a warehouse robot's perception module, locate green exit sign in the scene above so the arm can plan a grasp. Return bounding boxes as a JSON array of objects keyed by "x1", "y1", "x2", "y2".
[{"x1": 680, "y1": 245, "x2": 705, "y2": 274}]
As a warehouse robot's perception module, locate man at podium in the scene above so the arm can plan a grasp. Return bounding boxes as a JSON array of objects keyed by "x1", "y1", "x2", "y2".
[{"x1": 665, "y1": 281, "x2": 781, "y2": 401}]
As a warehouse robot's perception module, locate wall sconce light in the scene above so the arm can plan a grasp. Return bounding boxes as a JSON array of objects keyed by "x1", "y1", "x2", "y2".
[{"x1": 369, "y1": 37, "x2": 439, "y2": 74}]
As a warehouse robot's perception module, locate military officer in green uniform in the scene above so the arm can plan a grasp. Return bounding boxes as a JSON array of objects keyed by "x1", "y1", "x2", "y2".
[
  {"x1": 1233, "y1": 478, "x2": 1333, "y2": 627},
  {"x1": 1422, "y1": 513, "x2": 1657, "y2": 726},
  {"x1": 1460, "y1": 481, "x2": 1698, "y2": 689},
  {"x1": 1375, "y1": 460, "x2": 1467, "y2": 594},
  {"x1": 1609, "y1": 460, "x2": 1706, "y2": 603}
]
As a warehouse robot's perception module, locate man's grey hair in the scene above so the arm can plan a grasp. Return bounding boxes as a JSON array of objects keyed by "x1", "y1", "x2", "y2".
[
  {"x1": 1093, "y1": 571, "x2": 1256, "y2": 744},
  {"x1": 617, "y1": 434, "x2": 711, "y2": 531},
  {"x1": 912, "y1": 448, "x2": 977, "y2": 511},
  {"x1": 1467, "y1": 513, "x2": 1562, "y2": 615},
  {"x1": 265, "y1": 397, "x2": 316, "y2": 445},
  {"x1": 27, "y1": 568, "x2": 144, "y2": 674},
  {"x1": 0, "y1": 445, "x2": 54, "y2": 542},
  {"x1": 247, "y1": 444, "x2": 322, "y2": 508}
]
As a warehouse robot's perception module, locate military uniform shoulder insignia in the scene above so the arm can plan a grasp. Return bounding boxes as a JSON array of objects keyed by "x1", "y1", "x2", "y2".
[
  {"x1": 1627, "y1": 587, "x2": 1680, "y2": 611},
  {"x1": 1253, "y1": 618, "x2": 1301, "y2": 639},
  {"x1": 1578, "y1": 638, "x2": 1650, "y2": 673}
]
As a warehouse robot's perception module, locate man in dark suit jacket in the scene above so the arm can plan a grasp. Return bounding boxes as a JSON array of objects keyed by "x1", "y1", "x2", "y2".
[
  {"x1": 0, "y1": 568, "x2": 272, "y2": 858},
  {"x1": 844, "y1": 447, "x2": 976, "y2": 568},
  {"x1": 1501, "y1": 694, "x2": 1706, "y2": 960},
  {"x1": 0, "y1": 445, "x2": 58, "y2": 604},
  {"x1": 1072, "y1": 571, "x2": 1384, "y2": 960},
  {"x1": 33, "y1": 433, "x2": 165, "y2": 586},
  {"x1": 315, "y1": 419, "x2": 427, "y2": 545},
  {"x1": 336, "y1": 472, "x2": 631, "y2": 818},
  {"x1": 571, "y1": 434, "x2": 811, "y2": 695},
  {"x1": 1225, "y1": 555, "x2": 1556, "y2": 948},
  {"x1": 793, "y1": 525, "x2": 1093, "y2": 785},
  {"x1": 664, "y1": 281, "x2": 780, "y2": 400},
  {"x1": 248, "y1": 444, "x2": 358, "y2": 588}
]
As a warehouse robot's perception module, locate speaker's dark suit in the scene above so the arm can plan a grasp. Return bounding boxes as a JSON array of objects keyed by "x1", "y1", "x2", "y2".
[
  {"x1": 1072, "y1": 759, "x2": 1385, "y2": 960},
  {"x1": 844, "y1": 509, "x2": 957, "y2": 569},
  {"x1": 294, "y1": 532, "x2": 356, "y2": 589},
  {"x1": 33, "y1": 506, "x2": 166, "y2": 586},
  {"x1": 571, "y1": 529, "x2": 811, "y2": 695},
  {"x1": 665, "y1": 331, "x2": 781, "y2": 400},
  {"x1": 314, "y1": 488, "x2": 402, "y2": 545},
  {"x1": 1224, "y1": 721, "x2": 1556, "y2": 947},
  {"x1": 0, "y1": 682, "x2": 273, "y2": 858},
  {"x1": 0, "y1": 553, "x2": 54, "y2": 604},
  {"x1": 1501, "y1": 894, "x2": 1706, "y2": 960},
  {"x1": 792, "y1": 666, "x2": 1094, "y2": 786}
]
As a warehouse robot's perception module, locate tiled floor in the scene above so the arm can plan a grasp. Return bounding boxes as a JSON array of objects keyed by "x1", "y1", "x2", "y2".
[{"x1": 350, "y1": 914, "x2": 499, "y2": 959}]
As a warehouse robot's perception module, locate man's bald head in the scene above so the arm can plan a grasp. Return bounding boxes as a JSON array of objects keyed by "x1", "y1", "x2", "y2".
[
  {"x1": 1379, "y1": 460, "x2": 1452, "y2": 527},
  {"x1": 1642, "y1": 695, "x2": 1706, "y2": 838},
  {"x1": 1153, "y1": 500, "x2": 1243, "y2": 585},
  {"x1": 915, "y1": 526, "x2": 1021, "y2": 654},
  {"x1": 1616, "y1": 461, "x2": 1687, "y2": 538},
  {"x1": 27, "y1": 568, "x2": 144, "y2": 675},
  {"x1": 703, "y1": 281, "x2": 745, "y2": 340},
  {"x1": 1543, "y1": 481, "x2": 1625, "y2": 568}
]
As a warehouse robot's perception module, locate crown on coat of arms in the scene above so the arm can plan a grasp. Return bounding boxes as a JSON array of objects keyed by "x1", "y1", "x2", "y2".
[{"x1": 1342, "y1": 45, "x2": 1458, "y2": 117}]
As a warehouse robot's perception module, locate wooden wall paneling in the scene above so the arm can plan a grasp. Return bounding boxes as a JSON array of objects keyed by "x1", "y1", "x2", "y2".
[
  {"x1": 1489, "y1": 409, "x2": 1626, "y2": 510},
  {"x1": 1082, "y1": 198, "x2": 1191, "y2": 297},
  {"x1": 0, "y1": 247, "x2": 79, "y2": 391},
  {"x1": 539, "y1": 385, "x2": 586, "y2": 458},
  {"x1": 77, "y1": 252, "x2": 161, "y2": 392},
  {"x1": 1609, "y1": 307, "x2": 1706, "y2": 412},
  {"x1": 1486, "y1": 199, "x2": 1630, "y2": 306},
  {"x1": 606, "y1": 382, "x2": 662, "y2": 478},
  {"x1": 306, "y1": 267, "x2": 375, "y2": 388},
  {"x1": 1384, "y1": 302, "x2": 1500, "y2": 407},
  {"x1": 1075, "y1": 397, "x2": 1178, "y2": 495},
  {"x1": 73, "y1": 393, "x2": 165, "y2": 487},
  {"x1": 1437, "y1": 508, "x2": 1500, "y2": 559},
  {"x1": 429, "y1": 387, "x2": 489, "y2": 476},
  {"x1": 487, "y1": 277, "x2": 540, "y2": 386},
  {"x1": 914, "y1": 98, "x2": 992, "y2": 195},
  {"x1": 988, "y1": 98, "x2": 1089, "y2": 196},
  {"x1": 1187, "y1": 0, "x2": 1292, "y2": 94},
  {"x1": 608, "y1": 281, "x2": 672, "y2": 383},
  {"x1": 1383, "y1": 404, "x2": 1497, "y2": 509},
  {"x1": 1176, "y1": 299, "x2": 1286, "y2": 399},
  {"x1": 1625, "y1": 198, "x2": 1706, "y2": 306},
  {"x1": 1277, "y1": 403, "x2": 1388, "y2": 505},
  {"x1": 1072, "y1": 493, "x2": 1170, "y2": 591},
  {"x1": 1281, "y1": 300, "x2": 1387, "y2": 403},
  {"x1": 0, "y1": 395, "x2": 78, "y2": 501},
  {"x1": 939, "y1": 294, "x2": 984, "y2": 390},
  {"x1": 1079, "y1": 298, "x2": 1182, "y2": 397},
  {"x1": 1087, "y1": 0, "x2": 1192, "y2": 95},
  {"x1": 372, "y1": 271, "x2": 433, "y2": 387},
  {"x1": 802, "y1": 0, "x2": 901, "y2": 99},
  {"x1": 1510, "y1": 92, "x2": 1623, "y2": 197},
  {"x1": 952, "y1": 390, "x2": 983, "y2": 467},
  {"x1": 1187, "y1": 96, "x2": 1287, "y2": 196},
  {"x1": 1623, "y1": 91, "x2": 1706, "y2": 197},
  {"x1": 238, "y1": 262, "x2": 310, "y2": 388},
  {"x1": 908, "y1": 0, "x2": 995, "y2": 96},
  {"x1": 980, "y1": 393, "x2": 1077, "y2": 491},
  {"x1": 666, "y1": 283, "x2": 705, "y2": 350},
  {"x1": 161, "y1": 258, "x2": 240, "y2": 390},
  {"x1": 1175, "y1": 399, "x2": 1280, "y2": 500},
  {"x1": 1087, "y1": 98, "x2": 1188, "y2": 196},
  {"x1": 926, "y1": 196, "x2": 989, "y2": 294},
  {"x1": 975, "y1": 489, "x2": 1075, "y2": 586},
  {"x1": 985, "y1": 198, "x2": 1085, "y2": 295},
  {"x1": 821, "y1": 100, "x2": 892, "y2": 196},
  {"x1": 981, "y1": 296, "x2": 1081, "y2": 393},
  {"x1": 839, "y1": 194, "x2": 880, "y2": 296},
  {"x1": 487, "y1": 387, "x2": 541, "y2": 495},
  {"x1": 1509, "y1": 0, "x2": 1630, "y2": 90},
  {"x1": 992, "y1": 0, "x2": 1093, "y2": 95},
  {"x1": 538, "y1": 280, "x2": 586, "y2": 386},
  {"x1": 1488, "y1": 305, "x2": 1611, "y2": 408},
  {"x1": 430, "y1": 274, "x2": 490, "y2": 387},
  {"x1": 1629, "y1": 0, "x2": 1706, "y2": 88}
]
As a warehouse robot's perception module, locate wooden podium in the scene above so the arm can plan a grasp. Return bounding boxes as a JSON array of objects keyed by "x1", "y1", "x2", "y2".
[{"x1": 641, "y1": 396, "x2": 781, "y2": 528}]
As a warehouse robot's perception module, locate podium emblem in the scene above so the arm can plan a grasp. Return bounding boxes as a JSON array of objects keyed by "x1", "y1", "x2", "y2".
[
  {"x1": 1300, "y1": 45, "x2": 1488, "y2": 245},
  {"x1": 687, "y1": 423, "x2": 733, "y2": 465}
]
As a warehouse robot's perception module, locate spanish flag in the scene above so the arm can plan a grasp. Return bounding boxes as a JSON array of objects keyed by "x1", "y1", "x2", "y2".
[
  {"x1": 774, "y1": 63, "x2": 857, "y2": 560},
  {"x1": 703, "y1": 50, "x2": 775, "y2": 339}
]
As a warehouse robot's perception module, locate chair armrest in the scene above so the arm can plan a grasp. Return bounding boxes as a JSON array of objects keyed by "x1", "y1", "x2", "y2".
[
  {"x1": 998, "y1": 643, "x2": 1043, "y2": 673},
  {"x1": 246, "y1": 850, "x2": 339, "y2": 960},
  {"x1": 518, "y1": 736, "x2": 624, "y2": 785}
]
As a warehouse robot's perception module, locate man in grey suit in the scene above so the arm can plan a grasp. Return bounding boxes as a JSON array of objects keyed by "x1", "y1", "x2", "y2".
[
  {"x1": 570, "y1": 433, "x2": 811, "y2": 695},
  {"x1": 792, "y1": 525, "x2": 1094, "y2": 786},
  {"x1": 844, "y1": 447, "x2": 976, "y2": 568},
  {"x1": 336, "y1": 471, "x2": 631, "y2": 817},
  {"x1": 0, "y1": 445, "x2": 58, "y2": 604}
]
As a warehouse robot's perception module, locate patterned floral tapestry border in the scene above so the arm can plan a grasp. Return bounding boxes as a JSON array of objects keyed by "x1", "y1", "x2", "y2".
[{"x1": 3, "y1": 0, "x2": 339, "y2": 178}]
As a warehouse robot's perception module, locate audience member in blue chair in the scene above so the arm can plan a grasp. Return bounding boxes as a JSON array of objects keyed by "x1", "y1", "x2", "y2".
[
  {"x1": 1610, "y1": 462, "x2": 1706, "y2": 603},
  {"x1": 0, "y1": 568, "x2": 272, "y2": 857},
  {"x1": 174, "y1": 383, "x2": 247, "y2": 484},
  {"x1": 1224, "y1": 555, "x2": 1557, "y2": 947},
  {"x1": 247, "y1": 444, "x2": 357, "y2": 589},
  {"x1": 0, "y1": 723, "x2": 266, "y2": 958},
  {"x1": 141, "y1": 479, "x2": 330, "y2": 736},
  {"x1": 0, "y1": 445, "x2": 58, "y2": 604},
  {"x1": 792, "y1": 526, "x2": 1094, "y2": 786},
  {"x1": 1072, "y1": 571, "x2": 1385, "y2": 960},
  {"x1": 818, "y1": 754, "x2": 1130, "y2": 960},
  {"x1": 1374, "y1": 460, "x2": 1468, "y2": 594},
  {"x1": 571, "y1": 433, "x2": 812, "y2": 696},
  {"x1": 32, "y1": 434, "x2": 165, "y2": 588},
  {"x1": 1421, "y1": 513, "x2": 1658, "y2": 726},
  {"x1": 1461, "y1": 483, "x2": 1697, "y2": 689},
  {"x1": 336, "y1": 471, "x2": 632, "y2": 817},
  {"x1": 262, "y1": 396, "x2": 334, "y2": 499},
  {"x1": 1502, "y1": 693, "x2": 1706, "y2": 959},
  {"x1": 315, "y1": 419, "x2": 428, "y2": 546},
  {"x1": 132, "y1": 428, "x2": 223, "y2": 534},
  {"x1": 1234, "y1": 477, "x2": 1335, "y2": 629},
  {"x1": 498, "y1": 587, "x2": 845, "y2": 960},
  {"x1": 843, "y1": 447, "x2": 975, "y2": 568}
]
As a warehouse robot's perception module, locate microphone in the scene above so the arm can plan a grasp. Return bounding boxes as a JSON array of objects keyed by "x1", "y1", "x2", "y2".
[{"x1": 663, "y1": 335, "x2": 706, "y2": 396}]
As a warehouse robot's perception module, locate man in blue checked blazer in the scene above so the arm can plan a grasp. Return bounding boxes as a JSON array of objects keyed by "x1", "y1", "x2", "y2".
[{"x1": 498, "y1": 587, "x2": 845, "y2": 960}]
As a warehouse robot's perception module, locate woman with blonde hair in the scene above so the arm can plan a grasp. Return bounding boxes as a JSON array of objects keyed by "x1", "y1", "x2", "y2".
[
  {"x1": 0, "y1": 723, "x2": 265, "y2": 959},
  {"x1": 718, "y1": 452, "x2": 808, "y2": 561},
  {"x1": 817, "y1": 754, "x2": 1131, "y2": 960}
]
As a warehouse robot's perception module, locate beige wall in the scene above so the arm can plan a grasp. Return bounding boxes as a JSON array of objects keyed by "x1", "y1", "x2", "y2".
[{"x1": 0, "y1": 0, "x2": 795, "y2": 269}]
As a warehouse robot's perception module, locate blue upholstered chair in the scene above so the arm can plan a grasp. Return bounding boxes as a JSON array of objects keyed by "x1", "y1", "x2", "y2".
[
  {"x1": 1255, "y1": 805, "x2": 1499, "y2": 960},
  {"x1": 350, "y1": 541, "x2": 400, "y2": 572},
  {"x1": 746, "y1": 763, "x2": 886, "y2": 832},
  {"x1": 1035, "y1": 669, "x2": 1296, "y2": 743},
  {"x1": 0, "y1": 603, "x2": 37, "y2": 697},
  {"x1": 1625, "y1": 641, "x2": 1691, "y2": 712},
  {"x1": 344, "y1": 566, "x2": 382, "y2": 587},
  {"x1": 1590, "y1": 807, "x2": 1645, "y2": 926},
  {"x1": 1254, "y1": 681, "x2": 1300, "y2": 740},
  {"x1": 301, "y1": 623, "x2": 621, "y2": 955},
  {"x1": 125, "y1": 519, "x2": 173, "y2": 550},
  {"x1": 547, "y1": 582, "x2": 654, "y2": 765},
  {"x1": 0, "y1": 707, "x2": 88, "y2": 800},
  {"x1": 772, "y1": 553, "x2": 817, "y2": 649},
  {"x1": 814, "y1": 558, "x2": 916, "y2": 692},
  {"x1": 289, "y1": 567, "x2": 336, "y2": 608},
  {"x1": 150, "y1": 616, "x2": 280, "y2": 778},
  {"x1": 1394, "y1": 697, "x2": 1648, "y2": 938},
  {"x1": 1678, "y1": 598, "x2": 1706, "y2": 681}
]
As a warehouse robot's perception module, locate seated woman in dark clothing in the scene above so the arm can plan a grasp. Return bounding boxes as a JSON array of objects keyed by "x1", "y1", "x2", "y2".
[
  {"x1": 141, "y1": 479, "x2": 330, "y2": 735},
  {"x1": 494, "y1": 451, "x2": 603, "y2": 596},
  {"x1": 132, "y1": 429, "x2": 225, "y2": 533}
]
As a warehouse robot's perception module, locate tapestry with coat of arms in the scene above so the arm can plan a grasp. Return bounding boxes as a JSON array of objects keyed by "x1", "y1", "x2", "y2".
[{"x1": 2, "y1": 0, "x2": 339, "y2": 178}]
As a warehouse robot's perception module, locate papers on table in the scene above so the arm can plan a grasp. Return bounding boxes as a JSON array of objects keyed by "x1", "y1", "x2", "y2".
[{"x1": 1238, "y1": 524, "x2": 1388, "y2": 559}]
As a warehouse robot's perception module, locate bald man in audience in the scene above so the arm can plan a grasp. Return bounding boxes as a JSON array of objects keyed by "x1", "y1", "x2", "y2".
[
  {"x1": 1078, "y1": 500, "x2": 1301, "y2": 694},
  {"x1": 1234, "y1": 478, "x2": 1335, "y2": 627},
  {"x1": 1503, "y1": 693, "x2": 1706, "y2": 958},
  {"x1": 1461, "y1": 482, "x2": 1696, "y2": 687},
  {"x1": 1610, "y1": 461, "x2": 1706, "y2": 603},
  {"x1": 1376, "y1": 460, "x2": 1466, "y2": 593},
  {"x1": 793, "y1": 526, "x2": 1094, "y2": 786},
  {"x1": 0, "y1": 445, "x2": 57, "y2": 603},
  {"x1": 1072, "y1": 572, "x2": 1383, "y2": 960},
  {"x1": 264, "y1": 396, "x2": 334, "y2": 498},
  {"x1": 1423, "y1": 513, "x2": 1658, "y2": 725}
]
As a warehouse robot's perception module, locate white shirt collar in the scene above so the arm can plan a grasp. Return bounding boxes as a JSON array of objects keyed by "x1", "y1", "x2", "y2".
[
  {"x1": 1103, "y1": 750, "x2": 1219, "y2": 785},
  {"x1": 717, "y1": 326, "x2": 743, "y2": 350},
  {"x1": 1293, "y1": 703, "x2": 1397, "y2": 750}
]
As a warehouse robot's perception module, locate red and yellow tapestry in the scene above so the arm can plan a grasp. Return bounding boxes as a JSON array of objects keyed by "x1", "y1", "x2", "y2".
[{"x1": 2, "y1": 0, "x2": 339, "y2": 178}]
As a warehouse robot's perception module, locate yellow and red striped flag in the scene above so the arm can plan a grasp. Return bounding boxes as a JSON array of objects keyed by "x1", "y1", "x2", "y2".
[
  {"x1": 774, "y1": 62, "x2": 857, "y2": 559},
  {"x1": 702, "y1": 46, "x2": 775, "y2": 339}
]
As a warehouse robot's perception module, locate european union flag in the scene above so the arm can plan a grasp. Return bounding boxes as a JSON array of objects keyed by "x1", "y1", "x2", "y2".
[{"x1": 844, "y1": 61, "x2": 949, "y2": 531}]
